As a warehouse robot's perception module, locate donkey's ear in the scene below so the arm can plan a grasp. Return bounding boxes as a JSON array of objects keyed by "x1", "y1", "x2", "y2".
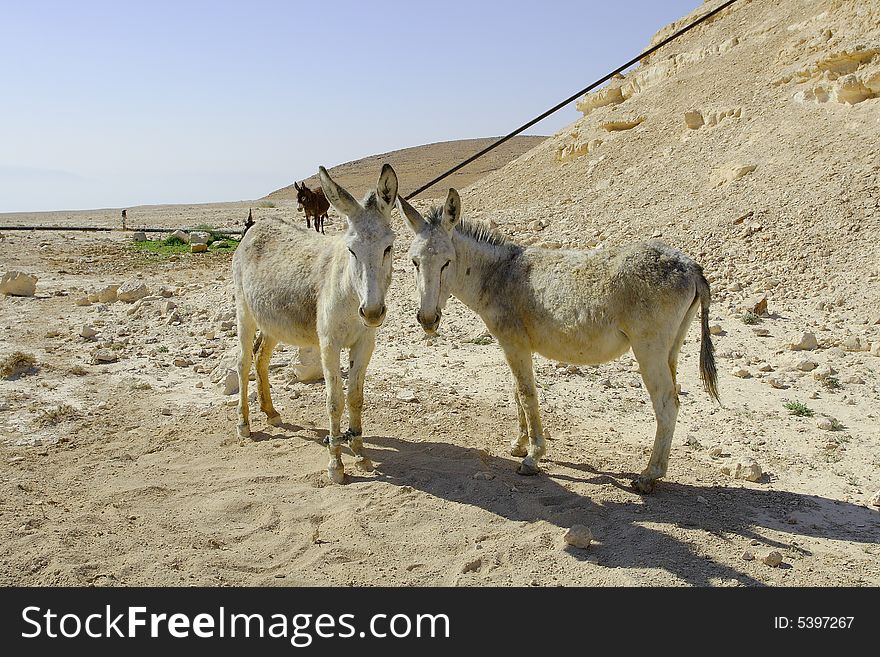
[
  {"x1": 441, "y1": 188, "x2": 462, "y2": 231},
  {"x1": 318, "y1": 166, "x2": 360, "y2": 218},
  {"x1": 375, "y1": 164, "x2": 399, "y2": 218},
  {"x1": 396, "y1": 195, "x2": 427, "y2": 233},
  {"x1": 294, "y1": 181, "x2": 300, "y2": 192}
]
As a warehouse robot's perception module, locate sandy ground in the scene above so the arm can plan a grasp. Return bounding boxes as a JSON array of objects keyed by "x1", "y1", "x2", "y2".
[{"x1": 0, "y1": 208, "x2": 877, "y2": 587}]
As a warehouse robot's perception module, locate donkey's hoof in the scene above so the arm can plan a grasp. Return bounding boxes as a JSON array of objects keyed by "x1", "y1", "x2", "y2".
[
  {"x1": 266, "y1": 413, "x2": 283, "y2": 427},
  {"x1": 355, "y1": 457, "x2": 374, "y2": 473},
  {"x1": 510, "y1": 444, "x2": 528, "y2": 458},
  {"x1": 237, "y1": 422, "x2": 251, "y2": 439},
  {"x1": 632, "y1": 476, "x2": 656, "y2": 494},
  {"x1": 517, "y1": 459, "x2": 541, "y2": 476},
  {"x1": 328, "y1": 465, "x2": 345, "y2": 484}
]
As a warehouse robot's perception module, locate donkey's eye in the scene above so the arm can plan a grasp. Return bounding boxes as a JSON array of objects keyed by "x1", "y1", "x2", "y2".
[
  {"x1": 441, "y1": 260, "x2": 450, "y2": 272},
  {"x1": 348, "y1": 249, "x2": 356, "y2": 259},
  {"x1": 384, "y1": 245, "x2": 392, "y2": 257},
  {"x1": 412, "y1": 259, "x2": 419, "y2": 270}
]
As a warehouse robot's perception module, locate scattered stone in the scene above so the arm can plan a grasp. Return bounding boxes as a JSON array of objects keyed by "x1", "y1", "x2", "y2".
[
  {"x1": 796, "y1": 359, "x2": 818, "y2": 372},
  {"x1": 788, "y1": 331, "x2": 818, "y2": 351},
  {"x1": 869, "y1": 491, "x2": 880, "y2": 508},
  {"x1": 870, "y1": 343, "x2": 880, "y2": 357},
  {"x1": 396, "y1": 389, "x2": 419, "y2": 403},
  {"x1": 711, "y1": 163, "x2": 756, "y2": 187},
  {"x1": 161, "y1": 301, "x2": 177, "y2": 315},
  {"x1": 766, "y1": 376, "x2": 786, "y2": 389},
  {"x1": 130, "y1": 231, "x2": 147, "y2": 241},
  {"x1": 842, "y1": 375, "x2": 864, "y2": 384},
  {"x1": 473, "y1": 472, "x2": 495, "y2": 480},
  {"x1": 80, "y1": 325, "x2": 98, "y2": 339},
  {"x1": 816, "y1": 417, "x2": 836, "y2": 430},
  {"x1": 752, "y1": 327, "x2": 771, "y2": 337},
  {"x1": 218, "y1": 370, "x2": 239, "y2": 395},
  {"x1": 191, "y1": 243, "x2": 208, "y2": 253},
  {"x1": 841, "y1": 335, "x2": 868, "y2": 352},
  {"x1": 173, "y1": 357, "x2": 193, "y2": 368},
  {"x1": 741, "y1": 550, "x2": 755, "y2": 561},
  {"x1": 170, "y1": 230, "x2": 189, "y2": 243},
  {"x1": 709, "y1": 323, "x2": 723, "y2": 335},
  {"x1": 757, "y1": 363, "x2": 773, "y2": 372},
  {"x1": 159, "y1": 407, "x2": 172, "y2": 416},
  {"x1": 74, "y1": 297, "x2": 92, "y2": 306},
  {"x1": 0, "y1": 271, "x2": 38, "y2": 297},
  {"x1": 117, "y1": 279, "x2": 150, "y2": 303},
  {"x1": 563, "y1": 525, "x2": 593, "y2": 549},
  {"x1": 461, "y1": 558, "x2": 482, "y2": 574},
  {"x1": 684, "y1": 110, "x2": 704, "y2": 129},
  {"x1": 731, "y1": 367, "x2": 750, "y2": 378},
  {"x1": 722, "y1": 458, "x2": 762, "y2": 482},
  {"x1": 189, "y1": 231, "x2": 211, "y2": 245},
  {"x1": 762, "y1": 551, "x2": 784, "y2": 567},
  {"x1": 749, "y1": 296, "x2": 768, "y2": 316},
  {"x1": 93, "y1": 349, "x2": 118, "y2": 363},
  {"x1": 812, "y1": 365, "x2": 837, "y2": 382},
  {"x1": 707, "y1": 446, "x2": 723, "y2": 457},
  {"x1": 95, "y1": 285, "x2": 118, "y2": 303}
]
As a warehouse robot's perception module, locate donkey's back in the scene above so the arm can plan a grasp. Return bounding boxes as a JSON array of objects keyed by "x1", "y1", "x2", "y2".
[
  {"x1": 499, "y1": 240, "x2": 706, "y2": 364},
  {"x1": 233, "y1": 217, "x2": 334, "y2": 346}
]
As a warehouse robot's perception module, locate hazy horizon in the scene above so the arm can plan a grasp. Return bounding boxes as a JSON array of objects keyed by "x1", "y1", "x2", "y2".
[{"x1": 0, "y1": 0, "x2": 699, "y2": 212}]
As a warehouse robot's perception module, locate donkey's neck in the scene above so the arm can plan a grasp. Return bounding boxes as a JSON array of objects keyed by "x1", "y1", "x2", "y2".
[{"x1": 450, "y1": 231, "x2": 520, "y2": 317}]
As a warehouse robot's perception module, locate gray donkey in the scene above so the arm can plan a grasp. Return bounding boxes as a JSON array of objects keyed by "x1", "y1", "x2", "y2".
[
  {"x1": 399, "y1": 190, "x2": 719, "y2": 493},
  {"x1": 232, "y1": 165, "x2": 398, "y2": 483}
]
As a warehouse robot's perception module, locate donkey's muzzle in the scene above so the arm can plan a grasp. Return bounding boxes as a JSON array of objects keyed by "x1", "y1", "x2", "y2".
[
  {"x1": 416, "y1": 310, "x2": 441, "y2": 334},
  {"x1": 359, "y1": 304, "x2": 387, "y2": 327}
]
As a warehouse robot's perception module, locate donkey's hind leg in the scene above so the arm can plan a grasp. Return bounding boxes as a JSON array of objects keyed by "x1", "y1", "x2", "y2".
[
  {"x1": 255, "y1": 333, "x2": 281, "y2": 426},
  {"x1": 236, "y1": 310, "x2": 257, "y2": 439},
  {"x1": 499, "y1": 342, "x2": 546, "y2": 475},
  {"x1": 631, "y1": 340, "x2": 679, "y2": 493},
  {"x1": 510, "y1": 386, "x2": 529, "y2": 458}
]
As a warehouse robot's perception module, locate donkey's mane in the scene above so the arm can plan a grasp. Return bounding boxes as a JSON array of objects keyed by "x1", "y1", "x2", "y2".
[{"x1": 425, "y1": 206, "x2": 511, "y2": 248}]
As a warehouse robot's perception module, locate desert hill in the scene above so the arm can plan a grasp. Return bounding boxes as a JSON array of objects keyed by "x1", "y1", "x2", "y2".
[{"x1": 265, "y1": 136, "x2": 546, "y2": 201}]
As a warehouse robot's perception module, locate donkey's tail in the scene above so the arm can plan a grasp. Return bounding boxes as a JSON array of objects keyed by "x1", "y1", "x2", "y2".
[
  {"x1": 252, "y1": 331, "x2": 263, "y2": 355},
  {"x1": 696, "y1": 269, "x2": 720, "y2": 402}
]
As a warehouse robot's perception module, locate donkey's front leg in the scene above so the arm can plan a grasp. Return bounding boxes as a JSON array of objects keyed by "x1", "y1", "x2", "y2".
[
  {"x1": 345, "y1": 333, "x2": 376, "y2": 472},
  {"x1": 499, "y1": 342, "x2": 546, "y2": 475},
  {"x1": 320, "y1": 344, "x2": 346, "y2": 483}
]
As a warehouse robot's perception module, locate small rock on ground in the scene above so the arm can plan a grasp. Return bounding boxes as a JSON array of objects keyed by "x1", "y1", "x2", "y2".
[
  {"x1": 0, "y1": 271, "x2": 37, "y2": 297},
  {"x1": 563, "y1": 525, "x2": 593, "y2": 549},
  {"x1": 763, "y1": 551, "x2": 783, "y2": 567}
]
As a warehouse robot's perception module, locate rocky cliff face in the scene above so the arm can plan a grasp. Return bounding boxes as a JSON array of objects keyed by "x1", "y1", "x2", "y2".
[{"x1": 463, "y1": 0, "x2": 879, "y2": 321}]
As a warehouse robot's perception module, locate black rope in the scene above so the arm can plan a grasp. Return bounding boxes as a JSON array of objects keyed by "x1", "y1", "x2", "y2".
[{"x1": 404, "y1": 0, "x2": 740, "y2": 200}]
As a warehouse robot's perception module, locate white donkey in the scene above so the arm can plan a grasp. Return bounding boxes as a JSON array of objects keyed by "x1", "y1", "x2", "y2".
[
  {"x1": 398, "y1": 190, "x2": 719, "y2": 493},
  {"x1": 232, "y1": 165, "x2": 398, "y2": 483}
]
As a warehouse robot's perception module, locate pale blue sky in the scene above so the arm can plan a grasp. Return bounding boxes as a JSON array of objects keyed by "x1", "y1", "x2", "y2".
[{"x1": 0, "y1": 0, "x2": 698, "y2": 212}]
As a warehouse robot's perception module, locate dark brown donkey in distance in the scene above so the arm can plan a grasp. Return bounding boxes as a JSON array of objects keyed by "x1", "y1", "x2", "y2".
[{"x1": 294, "y1": 181, "x2": 330, "y2": 234}]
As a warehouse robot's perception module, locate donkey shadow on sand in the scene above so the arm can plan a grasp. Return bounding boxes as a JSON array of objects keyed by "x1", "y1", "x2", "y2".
[
  {"x1": 365, "y1": 434, "x2": 880, "y2": 586},
  {"x1": 251, "y1": 419, "x2": 878, "y2": 587}
]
